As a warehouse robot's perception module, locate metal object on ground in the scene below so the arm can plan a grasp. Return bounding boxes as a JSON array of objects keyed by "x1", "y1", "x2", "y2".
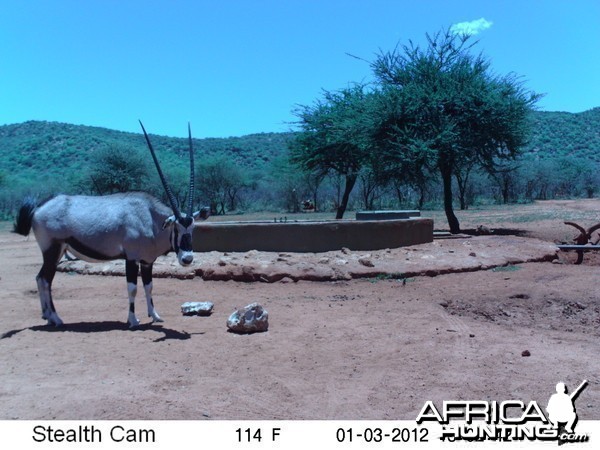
[
  {"x1": 355, "y1": 210, "x2": 421, "y2": 220},
  {"x1": 562, "y1": 221, "x2": 600, "y2": 264}
]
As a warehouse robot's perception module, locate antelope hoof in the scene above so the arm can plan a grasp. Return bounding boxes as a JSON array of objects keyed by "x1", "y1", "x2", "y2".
[
  {"x1": 128, "y1": 318, "x2": 141, "y2": 329},
  {"x1": 149, "y1": 314, "x2": 164, "y2": 323},
  {"x1": 47, "y1": 314, "x2": 64, "y2": 327}
]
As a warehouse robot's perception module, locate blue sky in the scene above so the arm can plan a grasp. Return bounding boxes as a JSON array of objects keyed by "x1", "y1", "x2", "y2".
[{"x1": 1, "y1": 0, "x2": 599, "y2": 138}]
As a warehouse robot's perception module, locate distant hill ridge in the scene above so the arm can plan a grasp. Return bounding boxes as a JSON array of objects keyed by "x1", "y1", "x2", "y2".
[
  {"x1": 1, "y1": 108, "x2": 599, "y2": 178},
  {"x1": 0, "y1": 120, "x2": 295, "y2": 178},
  {"x1": 525, "y1": 107, "x2": 600, "y2": 162}
]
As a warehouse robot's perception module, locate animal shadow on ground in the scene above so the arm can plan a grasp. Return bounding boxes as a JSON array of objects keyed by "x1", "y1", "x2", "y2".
[
  {"x1": 462, "y1": 227, "x2": 528, "y2": 237},
  {"x1": 1, "y1": 321, "x2": 199, "y2": 342}
]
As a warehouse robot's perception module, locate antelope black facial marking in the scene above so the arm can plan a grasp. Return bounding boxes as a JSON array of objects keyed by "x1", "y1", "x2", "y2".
[
  {"x1": 180, "y1": 233, "x2": 192, "y2": 252},
  {"x1": 171, "y1": 226, "x2": 179, "y2": 252},
  {"x1": 179, "y1": 216, "x2": 193, "y2": 228},
  {"x1": 170, "y1": 216, "x2": 195, "y2": 256}
]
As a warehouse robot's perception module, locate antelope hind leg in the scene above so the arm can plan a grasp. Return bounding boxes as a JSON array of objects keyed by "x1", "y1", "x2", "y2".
[{"x1": 36, "y1": 242, "x2": 65, "y2": 327}]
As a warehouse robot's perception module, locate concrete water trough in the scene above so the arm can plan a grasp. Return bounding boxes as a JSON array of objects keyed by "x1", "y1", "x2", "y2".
[{"x1": 193, "y1": 215, "x2": 433, "y2": 253}]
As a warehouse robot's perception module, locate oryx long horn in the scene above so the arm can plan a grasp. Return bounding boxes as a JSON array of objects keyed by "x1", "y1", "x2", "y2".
[
  {"x1": 187, "y1": 122, "x2": 195, "y2": 217},
  {"x1": 139, "y1": 120, "x2": 182, "y2": 219}
]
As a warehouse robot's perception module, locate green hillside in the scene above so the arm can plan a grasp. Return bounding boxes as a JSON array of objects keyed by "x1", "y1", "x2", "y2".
[
  {"x1": 2, "y1": 108, "x2": 598, "y2": 180},
  {"x1": 0, "y1": 121, "x2": 294, "y2": 213},
  {"x1": 0, "y1": 108, "x2": 599, "y2": 217},
  {"x1": 525, "y1": 108, "x2": 600, "y2": 162},
  {"x1": 0, "y1": 120, "x2": 294, "y2": 176}
]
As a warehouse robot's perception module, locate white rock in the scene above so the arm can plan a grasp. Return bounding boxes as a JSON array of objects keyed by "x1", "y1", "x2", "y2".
[
  {"x1": 181, "y1": 301, "x2": 214, "y2": 316},
  {"x1": 227, "y1": 302, "x2": 268, "y2": 333}
]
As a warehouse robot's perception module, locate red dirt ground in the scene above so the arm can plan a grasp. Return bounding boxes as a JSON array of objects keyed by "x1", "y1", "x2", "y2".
[{"x1": 0, "y1": 200, "x2": 599, "y2": 420}]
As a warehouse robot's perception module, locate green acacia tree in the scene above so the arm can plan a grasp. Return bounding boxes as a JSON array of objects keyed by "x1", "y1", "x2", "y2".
[
  {"x1": 196, "y1": 154, "x2": 250, "y2": 215},
  {"x1": 291, "y1": 84, "x2": 377, "y2": 219},
  {"x1": 89, "y1": 145, "x2": 148, "y2": 194},
  {"x1": 372, "y1": 30, "x2": 540, "y2": 232}
]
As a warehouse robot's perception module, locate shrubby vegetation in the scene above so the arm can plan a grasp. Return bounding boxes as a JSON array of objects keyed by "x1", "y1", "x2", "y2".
[
  {"x1": 1, "y1": 107, "x2": 599, "y2": 223},
  {"x1": 0, "y1": 31, "x2": 599, "y2": 226},
  {"x1": 0, "y1": 121, "x2": 295, "y2": 219}
]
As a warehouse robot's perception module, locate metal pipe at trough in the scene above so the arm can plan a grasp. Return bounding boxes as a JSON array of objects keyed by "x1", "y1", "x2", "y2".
[
  {"x1": 356, "y1": 210, "x2": 421, "y2": 220},
  {"x1": 193, "y1": 218, "x2": 433, "y2": 253}
]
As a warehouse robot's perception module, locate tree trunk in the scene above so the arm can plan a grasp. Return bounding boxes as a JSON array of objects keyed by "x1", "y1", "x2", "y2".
[
  {"x1": 455, "y1": 172, "x2": 468, "y2": 210},
  {"x1": 307, "y1": 172, "x2": 324, "y2": 213},
  {"x1": 393, "y1": 183, "x2": 403, "y2": 205},
  {"x1": 502, "y1": 183, "x2": 509, "y2": 204},
  {"x1": 227, "y1": 187, "x2": 239, "y2": 211},
  {"x1": 417, "y1": 183, "x2": 425, "y2": 210},
  {"x1": 336, "y1": 174, "x2": 357, "y2": 219},
  {"x1": 293, "y1": 189, "x2": 301, "y2": 213},
  {"x1": 458, "y1": 185, "x2": 467, "y2": 210},
  {"x1": 441, "y1": 166, "x2": 460, "y2": 233}
]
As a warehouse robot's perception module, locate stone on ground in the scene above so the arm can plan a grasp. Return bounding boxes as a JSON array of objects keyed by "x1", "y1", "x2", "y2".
[
  {"x1": 181, "y1": 301, "x2": 214, "y2": 316},
  {"x1": 227, "y1": 303, "x2": 269, "y2": 333}
]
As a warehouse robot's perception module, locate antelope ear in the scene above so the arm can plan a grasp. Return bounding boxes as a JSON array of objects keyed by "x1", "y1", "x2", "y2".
[
  {"x1": 162, "y1": 215, "x2": 177, "y2": 229},
  {"x1": 193, "y1": 206, "x2": 210, "y2": 221}
]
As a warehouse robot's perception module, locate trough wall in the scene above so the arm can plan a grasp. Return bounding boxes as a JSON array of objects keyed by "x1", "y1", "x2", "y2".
[{"x1": 193, "y1": 218, "x2": 433, "y2": 253}]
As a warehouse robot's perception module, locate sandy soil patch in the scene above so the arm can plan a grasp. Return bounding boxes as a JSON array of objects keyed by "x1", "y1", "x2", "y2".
[{"x1": 1, "y1": 200, "x2": 599, "y2": 420}]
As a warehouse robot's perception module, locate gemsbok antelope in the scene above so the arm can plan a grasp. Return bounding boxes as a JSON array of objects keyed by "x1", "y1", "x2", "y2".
[{"x1": 13, "y1": 121, "x2": 209, "y2": 328}]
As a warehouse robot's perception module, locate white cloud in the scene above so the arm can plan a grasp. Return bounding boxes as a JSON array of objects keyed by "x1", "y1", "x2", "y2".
[{"x1": 450, "y1": 18, "x2": 493, "y2": 36}]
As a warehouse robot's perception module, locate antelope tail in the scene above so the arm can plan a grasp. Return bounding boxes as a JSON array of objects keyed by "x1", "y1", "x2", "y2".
[{"x1": 13, "y1": 197, "x2": 37, "y2": 236}]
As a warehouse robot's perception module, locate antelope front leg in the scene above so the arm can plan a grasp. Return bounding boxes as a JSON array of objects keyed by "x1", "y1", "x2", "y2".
[
  {"x1": 141, "y1": 262, "x2": 163, "y2": 323},
  {"x1": 125, "y1": 260, "x2": 140, "y2": 328}
]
